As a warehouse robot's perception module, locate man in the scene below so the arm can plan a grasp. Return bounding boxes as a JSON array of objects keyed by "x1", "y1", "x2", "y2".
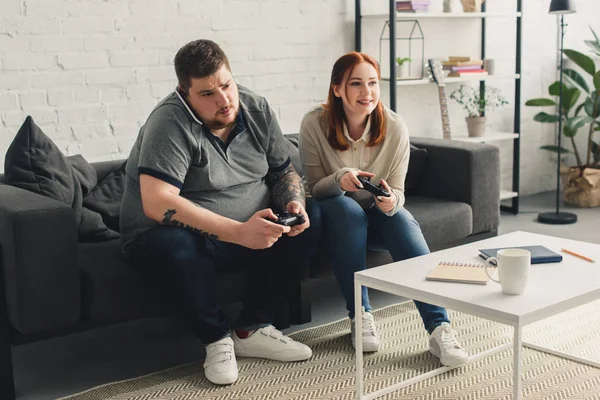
[{"x1": 120, "y1": 39, "x2": 321, "y2": 385}]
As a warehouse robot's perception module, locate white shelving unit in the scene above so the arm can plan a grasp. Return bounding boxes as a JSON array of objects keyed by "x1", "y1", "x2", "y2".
[
  {"x1": 447, "y1": 132, "x2": 519, "y2": 143},
  {"x1": 354, "y1": 0, "x2": 522, "y2": 214},
  {"x1": 382, "y1": 74, "x2": 521, "y2": 86},
  {"x1": 500, "y1": 190, "x2": 519, "y2": 200},
  {"x1": 363, "y1": 12, "x2": 522, "y2": 19}
]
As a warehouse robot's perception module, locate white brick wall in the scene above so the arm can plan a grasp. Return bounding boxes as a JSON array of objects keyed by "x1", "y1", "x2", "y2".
[
  {"x1": 0, "y1": 0, "x2": 350, "y2": 169},
  {"x1": 1, "y1": 0, "x2": 598, "y2": 199}
]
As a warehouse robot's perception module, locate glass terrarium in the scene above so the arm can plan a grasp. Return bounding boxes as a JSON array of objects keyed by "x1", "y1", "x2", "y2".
[{"x1": 379, "y1": 20, "x2": 424, "y2": 81}]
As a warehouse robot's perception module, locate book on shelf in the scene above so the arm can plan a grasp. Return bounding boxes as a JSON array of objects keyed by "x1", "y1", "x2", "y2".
[
  {"x1": 397, "y1": 8, "x2": 430, "y2": 12},
  {"x1": 448, "y1": 56, "x2": 471, "y2": 61},
  {"x1": 396, "y1": 0, "x2": 431, "y2": 5},
  {"x1": 397, "y1": 5, "x2": 429, "y2": 11},
  {"x1": 396, "y1": 0, "x2": 430, "y2": 11},
  {"x1": 442, "y1": 60, "x2": 483, "y2": 67},
  {"x1": 448, "y1": 71, "x2": 488, "y2": 77}
]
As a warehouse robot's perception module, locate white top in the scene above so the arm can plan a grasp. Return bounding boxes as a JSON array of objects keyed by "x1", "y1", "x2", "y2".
[
  {"x1": 355, "y1": 231, "x2": 600, "y2": 326},
  {"x1": 299, "y1": 106, "x2": 411, "y2": 216}
]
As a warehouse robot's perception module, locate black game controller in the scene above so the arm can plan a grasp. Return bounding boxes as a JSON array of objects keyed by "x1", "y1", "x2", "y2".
[
  {"x1": 269, "y1": 212, "x2": 306, "y2": 227},
  {"x1": 356, "y1": 176, "x2": 391, "y2": 197}
]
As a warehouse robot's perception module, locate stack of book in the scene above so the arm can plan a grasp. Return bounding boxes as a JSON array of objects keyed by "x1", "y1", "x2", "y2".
[
  {"x1": 396, "y1": 0, "x2": 430, "y2": 12},
  {"x1": 442, "y1": 57, "x2": 488, "y2": 77}
]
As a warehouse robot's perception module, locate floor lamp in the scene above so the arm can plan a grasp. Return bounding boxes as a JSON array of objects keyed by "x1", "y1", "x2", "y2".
[{"x1": 538, "y1": 0, "x2": 578, "y2": 225}]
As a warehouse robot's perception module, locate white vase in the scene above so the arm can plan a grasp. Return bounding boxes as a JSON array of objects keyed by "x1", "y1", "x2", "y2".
[
  {"x1": 396, "y1": 64, "x2": 409, "y2": 79},
  {"x1": 466, "y1": 116, "x2": 486, "y2": 137}
]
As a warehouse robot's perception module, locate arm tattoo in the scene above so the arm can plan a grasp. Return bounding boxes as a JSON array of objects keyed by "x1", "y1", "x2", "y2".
[
  {"x1": 162, "y1": 209, "x2": 219, "y2": 240},
  {"x1": 266, "y1": 164, "x2": 305, "y2": 211}
]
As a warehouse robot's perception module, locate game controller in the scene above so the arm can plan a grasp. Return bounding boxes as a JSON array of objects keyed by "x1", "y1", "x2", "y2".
[
  {"x1": 356, "y1": 176, "x2": 391, "y2": 197},
  {"x1": 269, "y1": 212, "x2": 306, "y2": 227}
]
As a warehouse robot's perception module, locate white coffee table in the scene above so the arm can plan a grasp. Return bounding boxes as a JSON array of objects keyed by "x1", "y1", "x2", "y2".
[{"x1": 353, "y1": 231, "x2": 600, "y2": 400}]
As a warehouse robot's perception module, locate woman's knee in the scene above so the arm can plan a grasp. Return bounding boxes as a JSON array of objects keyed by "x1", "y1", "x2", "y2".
[
  {"x1": 387, "y1": 208, "x2": 421, "y2": 231},
  {"x1": 318, "y1": 196, "x2": 367, "y2": 225}
]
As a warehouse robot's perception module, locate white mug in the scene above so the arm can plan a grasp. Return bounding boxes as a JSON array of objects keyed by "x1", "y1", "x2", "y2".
[{"x1": 484, "y1": 248, "x2": 531, "y2": 295}]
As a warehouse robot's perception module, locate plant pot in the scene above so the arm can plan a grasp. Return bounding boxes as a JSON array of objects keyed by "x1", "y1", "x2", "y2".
[
  {"x1": 561, "y1": 166, "x2": 600, "y2": 207},
  {"x1": 396, "y1": 64, "x2": 409, "y2": 79},
  {"x1": 465, "y1": 116, "x2": 486, "y2": 137}
]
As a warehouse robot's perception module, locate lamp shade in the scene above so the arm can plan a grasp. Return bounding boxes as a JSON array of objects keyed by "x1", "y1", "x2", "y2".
[{"x1": 549, "y1": 0, "x2": 576, "y2": 14}]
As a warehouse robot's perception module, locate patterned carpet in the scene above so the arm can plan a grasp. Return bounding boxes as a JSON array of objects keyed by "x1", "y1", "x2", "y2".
[{"x1": 60, "y1": 301, "x2": 600, "y2": 400}]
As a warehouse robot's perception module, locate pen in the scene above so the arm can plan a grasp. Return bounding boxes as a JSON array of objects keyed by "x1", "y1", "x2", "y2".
[{"x1": 561, "y1": 248, "x2": 596, "y2": 263}]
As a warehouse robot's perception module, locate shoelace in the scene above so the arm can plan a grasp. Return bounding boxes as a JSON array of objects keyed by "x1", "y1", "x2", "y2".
[
  {"x1": 259, "y1": 325, "x2": 292, "y2": 343},
  {"x1": 437, "y1": 325, "x2": 464, "y2": 349},
  {"x1": 205, "y1": 340, "x2": 234, "y2": 367},
  {"x1": 362, "y1": 313, "x2": 378, "y2": 338}
]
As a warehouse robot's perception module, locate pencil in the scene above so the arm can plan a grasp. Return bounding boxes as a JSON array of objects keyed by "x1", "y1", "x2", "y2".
[{"x1": 561, "y1": 248, "x2": 596, "y2": 263}]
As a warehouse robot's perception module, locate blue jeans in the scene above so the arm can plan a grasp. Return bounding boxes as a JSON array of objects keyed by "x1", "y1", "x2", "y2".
[
  {"x1": 317, "y1": 195, "x2": 449, "y2": 334},
  {"x1": 128, "y1": 199, "x2": 322, "y2": 344}
]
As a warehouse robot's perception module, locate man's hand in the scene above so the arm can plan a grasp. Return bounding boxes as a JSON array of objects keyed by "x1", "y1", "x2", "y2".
[
  {"x1": 339, "y1": 170, "x2": 375, "y2": 192},
  {"x1": 374, "y1": 179, "x2": 396, "y2": 213},
  {"x1": 285, "y1": 200, "x2": 310, "y2": 237},
  {"x1": 237, "y1": 209, "x2": 291, "y2": 249}
]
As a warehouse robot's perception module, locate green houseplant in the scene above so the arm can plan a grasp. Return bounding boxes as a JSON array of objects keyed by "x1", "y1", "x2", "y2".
[
  {"x1": 395, "y1": 57, "x2": 411, "y2": 79},
  {"x1": 449, "y1": 84, "x2": 509, "y2": 137},
  {"x1": 526, "y1": 27, "x2": 600, "y2": 207}
]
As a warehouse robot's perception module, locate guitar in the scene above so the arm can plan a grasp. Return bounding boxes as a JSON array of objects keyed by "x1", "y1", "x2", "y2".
[{"x1": 427, "y1": 59, "x2": 452, "y2": 140}]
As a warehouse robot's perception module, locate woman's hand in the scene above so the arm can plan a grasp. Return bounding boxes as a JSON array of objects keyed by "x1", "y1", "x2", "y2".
[
  {"x1": 374, "y1": 179, "x2": 396, "y2": 213},
  {"x1": 339, "y1": 170, "x2": 375, "y2": 192}
]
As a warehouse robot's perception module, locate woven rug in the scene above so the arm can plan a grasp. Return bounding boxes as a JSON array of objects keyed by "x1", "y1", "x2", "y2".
[{"x1": 60, "y1": 301, "x2": 600, "y2": 400}]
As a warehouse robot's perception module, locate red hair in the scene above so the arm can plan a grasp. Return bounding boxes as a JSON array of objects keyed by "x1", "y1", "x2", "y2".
[{"x1": 323, "y1": 52, "x2": 386, "y2": 151}]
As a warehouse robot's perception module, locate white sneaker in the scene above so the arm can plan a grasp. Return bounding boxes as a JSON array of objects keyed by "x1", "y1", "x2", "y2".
[
  {"x1": 204, "y1": 336, "x2": 238, "y2": 385},
  {"x1": 232, "y1": 325, "x2": 312, "y2": 362},
  {"x1": 351, "y1": 308, "x2": 380, "y2": 352},
  {"x1": 429, "y1": 322, "x2": 469, "y2": 367}
]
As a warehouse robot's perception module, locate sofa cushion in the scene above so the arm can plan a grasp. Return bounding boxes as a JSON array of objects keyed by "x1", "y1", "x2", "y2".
[
  {"x1": 4, "y1": 116, "x2": 119, "y2": 241},
  {"x1": 406, "y1": 144, "x2": 427, "y2": 195},
  {"x1": 404, "y1": 197, "x2": 473, "y2": 247},
  {"x1": 83, "y1": 161, "x2": 127, "y2": 232}
]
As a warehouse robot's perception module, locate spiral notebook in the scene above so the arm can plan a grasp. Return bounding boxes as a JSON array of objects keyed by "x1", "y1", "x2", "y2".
[{"x1": 426, "y1": 262, "x2": 495, "y2": 285}]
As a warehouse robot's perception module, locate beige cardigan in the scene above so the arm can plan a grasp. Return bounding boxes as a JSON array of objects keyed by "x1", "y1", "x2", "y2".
[{"x1": 299, "y1": 106, "x2": 410, "y2": 216}]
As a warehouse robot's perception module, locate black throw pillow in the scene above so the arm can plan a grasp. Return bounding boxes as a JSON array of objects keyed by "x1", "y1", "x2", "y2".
[
  {"x1": 4, "y1": 116, "x2": 119, "y2": 241},
  {"x1": 405, "y1": 144, "x2": 427, "y2": 195},
  {"x1": 83, "y1": 161, "x2": 127, "y2": 232}
]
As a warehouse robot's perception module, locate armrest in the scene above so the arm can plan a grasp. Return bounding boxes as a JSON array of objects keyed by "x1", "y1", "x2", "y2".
[
  {"x1": 410, "y1": 138, "x2": 500, "y2": 235},
  {"x1": 0, "y1": 183, "x2": 80, "y2": 334}
]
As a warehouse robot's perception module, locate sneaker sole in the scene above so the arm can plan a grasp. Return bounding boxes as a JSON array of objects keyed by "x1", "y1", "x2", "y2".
[
  {"x1": 235, "y1": 349, "x2": 312, "y2": 362},
  {"x1": 429, "y1": 346, "x2": 468, "y2": 367},
  {"x1": 351, "y1": 338, "x2": 380, "y2": 353},
  {"x1": 205, "y1": 370, "x2": 238, "y2": 385}
]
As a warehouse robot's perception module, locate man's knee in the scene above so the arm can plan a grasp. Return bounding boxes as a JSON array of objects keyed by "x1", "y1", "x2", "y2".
[{"x1": 134, "y1": 226, "x2": 210, "y2": 267}]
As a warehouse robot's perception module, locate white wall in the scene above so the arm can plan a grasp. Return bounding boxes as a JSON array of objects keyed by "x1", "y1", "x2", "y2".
[
  {"x1": 0, "y1": 0, "x2": 598, "y2": 197},
  {"x1": 0, "y1": 0, "x2": 351, "y2": 170}
]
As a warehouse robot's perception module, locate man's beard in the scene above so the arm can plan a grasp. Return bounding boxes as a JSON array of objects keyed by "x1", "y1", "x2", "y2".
[{"x1": 205, "y1": 106, "x2": 238, "y2": 130}]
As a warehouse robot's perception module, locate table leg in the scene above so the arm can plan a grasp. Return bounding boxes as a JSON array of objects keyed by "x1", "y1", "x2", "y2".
[
  {"x1": 513, "y1": 325, "x2": 522, "y2": 400},
  {"x1": 355, "y1": 280, "x2": 363, "y2": 399}
]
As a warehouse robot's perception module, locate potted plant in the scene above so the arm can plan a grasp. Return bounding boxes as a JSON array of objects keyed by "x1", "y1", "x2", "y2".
[
  {"x1": 526, "y1": 27, "x2": 600, "y2": 207},
  {"x1": 395, "y1": 57, "x2": 411, "y2": 79},
  {"x1": 449, "y1": 84, "x2": 509, "y2": 137}
]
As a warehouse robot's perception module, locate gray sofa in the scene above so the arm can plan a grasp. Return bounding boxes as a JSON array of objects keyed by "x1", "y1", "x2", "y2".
[{"x1": 0, "y1": 135, "x2": 500, "y2": 399}]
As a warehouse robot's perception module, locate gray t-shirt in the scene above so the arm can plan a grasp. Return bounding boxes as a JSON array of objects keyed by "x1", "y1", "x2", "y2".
[{"x1": 120, "y1": 85, "x2": 290, "y2": 254}]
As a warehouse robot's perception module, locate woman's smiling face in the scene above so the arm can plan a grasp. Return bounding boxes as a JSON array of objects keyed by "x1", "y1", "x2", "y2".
[{"x1": 333, "y1": 61, "x2": 380, "y2": 119}]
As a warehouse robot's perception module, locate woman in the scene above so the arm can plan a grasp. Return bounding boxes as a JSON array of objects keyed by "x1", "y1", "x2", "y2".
[{"x1": 299, "y1": 52, "x2": 468, "y2": 367}]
